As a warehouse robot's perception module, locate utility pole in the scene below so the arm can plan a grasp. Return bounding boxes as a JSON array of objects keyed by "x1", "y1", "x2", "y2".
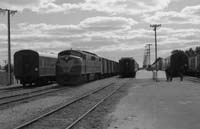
[
  {"x1": 143, "y1": 48, "x2": 148, "y2": 68},
  {"x1": 150, "y1": 24, "x2": 161, "y2": 81},
  {"x1": 0, "y1": 8, "x2": 17, "y2": 85},
  {"x1": 146, "y1": 44, "x2": 152, "y2": 68},
  {"x1": 143, "y1": 44, "x2": 152, "y2": 69}
]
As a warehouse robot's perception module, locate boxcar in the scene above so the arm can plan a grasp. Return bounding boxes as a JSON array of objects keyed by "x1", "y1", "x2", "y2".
[
  {"x1": 119, "y1": 57, "x2": 138, "y2": 78},
  {"x1": 14, "y1": 50, "x2": 57, "y2": 86}
]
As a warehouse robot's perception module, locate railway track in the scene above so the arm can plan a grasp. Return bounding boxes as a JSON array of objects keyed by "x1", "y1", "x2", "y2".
[
  {"x1": 0, "y1": 83, "x2": 58, "y2": 97},
  {"x1": 185, "y1": 76, "x2": 200, "y2": 83},
  {"x1": 13, "y1": 79, "x2": 129, "y2": 129},
  {"x1": 0, "y1": 85, "x2": 23, "y2": 91},
  {"x1": 0, "y1": 84, "x2": 67, "y2": 106}
]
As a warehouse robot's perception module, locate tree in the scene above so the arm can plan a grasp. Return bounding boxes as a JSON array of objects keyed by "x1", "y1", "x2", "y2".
[
  {"x1": 195, "y1": 46, "x2": 200, "y2": 54},
  {"x1": 184, "y1": 48, "x2": 195, "y2": 57}
]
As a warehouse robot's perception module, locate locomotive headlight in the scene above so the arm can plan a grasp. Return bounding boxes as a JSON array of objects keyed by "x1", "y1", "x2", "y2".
[
  {"x1": 34, "y1": 67, "x2": 38, "y2": 71},
  {"x1": 65, "y1": 56, "x2": 69, "y2": 60}
]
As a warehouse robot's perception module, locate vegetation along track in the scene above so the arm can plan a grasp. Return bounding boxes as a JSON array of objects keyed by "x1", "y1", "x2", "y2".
[
  {"x1": 0, "y1": 84, "x2": 67, "y2": 106},
  {"x1": 13, "y1": 79, "x2": 129, "y2": 129}
]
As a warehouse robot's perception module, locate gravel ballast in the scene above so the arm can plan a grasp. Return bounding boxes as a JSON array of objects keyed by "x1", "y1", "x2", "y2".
[{"x1": 0, "y1": 77, "x2": 118, "y2": 129}]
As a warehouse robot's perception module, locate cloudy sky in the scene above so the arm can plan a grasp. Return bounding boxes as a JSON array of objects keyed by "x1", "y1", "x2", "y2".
[{"x1": 0, "y1": 0, "x2": 200, "y2": 66}]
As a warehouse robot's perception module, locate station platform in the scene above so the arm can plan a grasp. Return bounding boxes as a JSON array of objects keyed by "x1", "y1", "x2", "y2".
[
  {"x1": 136, "y1": 69, "x2": 166, "y2": 80},
  {"x1": 107, "y1": 70, "x2": 200, "y2": 129}
]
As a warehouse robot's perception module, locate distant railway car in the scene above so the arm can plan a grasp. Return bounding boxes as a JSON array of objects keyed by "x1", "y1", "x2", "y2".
[
  {"x1": 159, "y1": 52, "x2": 188, "y2": 77},
  {"x1": 188, "y1": 54, "x2": 200, "y2": 76},
  {"x1": 119, "y1": 57, "x2": 138, "y2": 77},
  {"x1": 14, "y1": 50, "x2": 57, "y2": 86},
  {"x1": 56, "y1": 49, "x2": 118, "y2": 85},
  {"x1": 169, "y1": 52, "x2": 188, "y2": 77}
]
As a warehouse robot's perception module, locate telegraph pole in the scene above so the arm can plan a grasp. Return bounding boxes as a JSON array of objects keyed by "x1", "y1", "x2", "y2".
[
  {"x1": 143, "y1": 44, "x2": 152, "y2": 69},
  {"x1": 146, "y1": 44, "x2": 152, "y2": 66},
  {"x1": 150, "y1": 24, "x2": 161, "y2": 81},
  {"x1": 0, "y1": 8, "x2": 17, "y2": 85}
]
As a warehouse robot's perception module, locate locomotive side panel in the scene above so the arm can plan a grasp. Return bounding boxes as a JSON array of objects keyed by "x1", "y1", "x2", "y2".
[{"x1": 84, "y1": 53, "x2": 101, "y2": 74}]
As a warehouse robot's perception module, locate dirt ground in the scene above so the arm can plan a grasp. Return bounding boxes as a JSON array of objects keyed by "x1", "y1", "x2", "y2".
[
  {"x1": 74, "y1": 70, "x2": 200, "y2": 129},
  {"x1": 107, "y1": 70, "x2": 200, "y2": 129}
]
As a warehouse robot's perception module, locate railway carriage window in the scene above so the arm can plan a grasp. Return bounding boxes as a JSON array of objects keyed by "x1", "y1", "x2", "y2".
[
  {"x1": 39, "y1": 59, "x2": 42, "y2": 67},
  {"x1": 91, "y1": 56, "x2": 96, "y2": 61},
  {"x1": 42, "y1": 59, "x2": 44, "y2": 67}
]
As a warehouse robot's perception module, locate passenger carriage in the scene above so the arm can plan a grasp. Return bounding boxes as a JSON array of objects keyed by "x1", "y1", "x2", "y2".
[{"x1": 14, "y1": 50, "x2": 57, "y2": 86}]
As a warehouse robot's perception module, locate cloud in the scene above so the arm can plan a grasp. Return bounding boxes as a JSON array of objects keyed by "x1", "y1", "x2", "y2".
[
  {"x1": 144, "y1": 11, "x2": 189, "y2": 24},
  {"x1": 0, "y1": 0, "x2": 171, "y2": 14},
  {"x1": 0, "y1": 24, "x2": 7, "y2": 32},
  {"x1": 80, "y1": 16, "x2": 138, "y2": 31},
  {"x1": 181, "y1": 5, "x2": 200, "y2": 16},
  {"x1": 16, "y1": 23, "x2": 84, "y2": 35},
  {"x1": 78, "y1": 0, "x2": 171, "y2": 15},
  {"x1": 3, "y1": 20, "x2": 199, "y2": 59},
  {"x1": 14, "y1": 16, "x2": 137, "y2": 35},
  {"x1": 144, "y1": 5, "x2": 200, "y2": 24},
  {"x1": 0, "y1": 16, "x2": 138, "y2": 55},
  {"x1": 0, "y1": 0, "x2": 52, "y2": 11}
]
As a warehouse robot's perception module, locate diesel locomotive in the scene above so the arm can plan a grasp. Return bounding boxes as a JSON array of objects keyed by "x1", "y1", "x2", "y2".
[
  {"x1": 119, "y1": 57, "x2": 139, "y2": 77},
  {"x1": 56, "y1": 49, "x2": 118, "y2": 85},
  {"x1": 14, "y1": 50, "x2": 57, "y2": 86}
]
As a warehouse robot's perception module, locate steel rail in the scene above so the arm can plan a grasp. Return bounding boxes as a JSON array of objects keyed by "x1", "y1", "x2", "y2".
[
  {"x1": 0, "y1": 85, "x2": 22, "y2": 90},
  {"x1": 65, "y1": 82, "x2": 127, "y2": 129},
  {"x1": 0, "y1": 84, "x2": 58, "y2": 100},
  {"x1": 0, "y1": 86, "x2": 67, "y2": 106}
]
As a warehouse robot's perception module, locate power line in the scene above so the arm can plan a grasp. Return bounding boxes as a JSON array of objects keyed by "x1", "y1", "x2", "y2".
[{"x1": 0, "y1": 8, "x2": 17, "y2": 85}]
